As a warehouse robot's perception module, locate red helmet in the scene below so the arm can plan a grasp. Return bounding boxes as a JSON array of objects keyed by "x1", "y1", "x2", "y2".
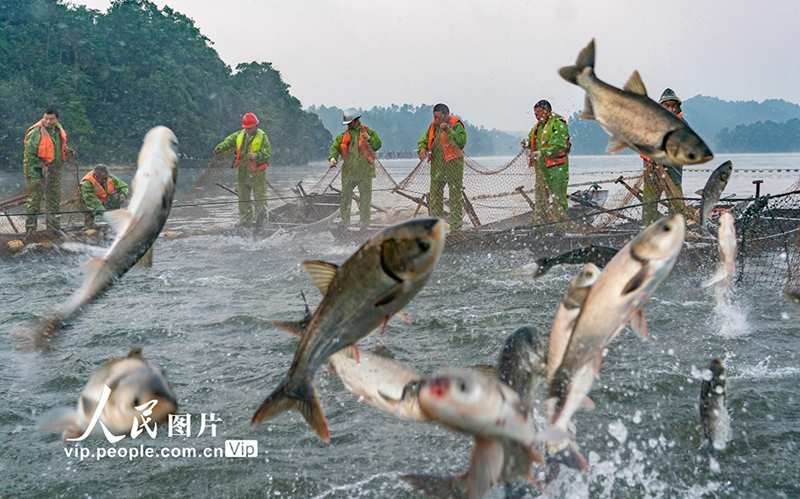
[{"x1": 242, "y1": 113, "x2": 259, "y2": 129}]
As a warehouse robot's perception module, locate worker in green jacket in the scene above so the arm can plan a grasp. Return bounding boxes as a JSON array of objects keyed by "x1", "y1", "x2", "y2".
[
  {"x1": 214, "y1": 112, "x2": 272, "y2": 225},
  {"x1": 641, "y1": 88, "x2": 686, "y2": 226},
  {"x1": 23, "y1": 107, "x2": 75, "y2": 233},
  {"x1": 417, "y1": 103, "x2": 467, "y2": 231},
  {"x1": 328, "y1": 108, "x2": 382, "y2": 230},
  {"x1": 80, "y1": 164, "x2": 130, "y2": 227},
  {"x1": 522, "y1": 100, "x2": 570, "y2": 226}
]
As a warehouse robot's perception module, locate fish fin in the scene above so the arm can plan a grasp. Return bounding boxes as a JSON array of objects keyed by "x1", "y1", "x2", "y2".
[
  {"x1": 300, "y1": 260, "x2": 339, "y2": 295},
  {"x1": 374, "y1": 281, "x2": 409, "y2": 307},
  {"x1": 472, "y1": 364, "x2": 499, "y2": 378},
  {"x1": 634, "y1": 143, "x2": 661, "y2": 159},
  {"x1": 631, "y1": 308, "x2": 649, "y2": 340},
  {"x1": 396, "y1": 311, "x2": 412, "y2": 324},
  {"x1": 325, "y1": 364, "x2": 338, "y2": 377},
  {"x1": 36, "y1": 407, "x2": 77, "y2": 433},
  {"x1": 695, "y1": 189, "x2": 705, "y2": 196},
  {"x1": 400, "y1": 473, "x2": 466, "y2": 498},
  {"x1": 622, "y1": 265, "x2": 648, "y2": 295},
  {"x1": 376, "y1": 389, "x2": 400, "y2": 403},
  {"x1": 127, "y1": 348, "x2": 143, "y2": 359},
  {"x1": 559, "y1": 39, "x2": 595, "y2": 84},
  {"x1": 580, "y1": 396, "x2": 596, "y2": 410},
  {"x1": 338, "y1": 345, "x2": 359, "y2": 361},
  {"x1": 546, "y1": 441, "x2": 588, "y2": 473},
  {"x1": 370, "y1": 344, "x2": 394, "y2": 359},
  {"x1": 565, "y1": 285, "x2": 591, "y2": 309},
  {"x1": 606, "y1": 135, "x2": 629, "y2": 154},
  {"x1": 580, "y1": 94, "x2": 595, "y2": 120},
  {"x1": 700, "y1": 268, "x2": 726, "y2": 288},
  {"x1": 269, "y1": 319, "x2": 307, "y2": 338},
  {"x1": 466, "y1": 436, "x2": 504, "y2": 499},
  {"x1": 104, "y1": 209, "x2": 134, "y2": 234},
  {"x1": 622, "y1": 70, "x2": 647, "y2": 96},
  {"x1": 81, "y1": 257, "x2": 106, "y2": 287},
  {"x1": 524, "y1": 447, "x2": 547, "y2": 467},
  {"x1": 251, "y1": 381, "x2": 330, "y2": 443}
]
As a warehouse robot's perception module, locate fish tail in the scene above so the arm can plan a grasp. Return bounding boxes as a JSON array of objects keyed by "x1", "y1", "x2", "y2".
[
  {"x1": 546, "y1": 440, "x2": 588, "y2": 473},
  {"x1": 559, "y1": 39, "x2": 595, "y2": 84},
  {"x1": 251, "y1": 380, "x2": 330, "y2": 442}
]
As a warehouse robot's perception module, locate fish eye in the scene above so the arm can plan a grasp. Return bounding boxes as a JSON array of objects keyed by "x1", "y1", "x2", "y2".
[
  {"x1": 133, "y1": 397, "x2": 140, "y2": 407},
  {"x1": 458, "y1": 381, "x2": 467, "y2": 392},
  {"x1": 688, "y1": 152, "x2": 696, "y2": 160},
  {"x1": 417, "y1": 239, "x2": 430, "y2": 252},
  {"x1": 662, "y1": 224, "x2": 670, "y2": 232}
]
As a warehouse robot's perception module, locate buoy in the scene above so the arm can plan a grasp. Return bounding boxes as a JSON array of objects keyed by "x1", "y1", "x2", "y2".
[
  {"x1": 7, "y1": 240, "x2": 23, "y2": 252},
  {"x1": 163, "y1": 231, "x2": 178, "y2": 239},
  {"x1": 41, "y1": 241, "x2": 53, "y2": 250},
  {"x1": 85, "y1": 229, "x2": 98, "y2": 236}
]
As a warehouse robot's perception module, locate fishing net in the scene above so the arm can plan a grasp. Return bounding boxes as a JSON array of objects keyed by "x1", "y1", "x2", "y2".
[
  {"x1": 0, "y1": 160, "x2": 83, "y2": 235},
  {"x1": 4, "y1": 146, "x2": 800, "y2": 301}
]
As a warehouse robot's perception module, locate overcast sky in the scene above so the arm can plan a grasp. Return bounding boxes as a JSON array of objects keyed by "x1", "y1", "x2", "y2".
[{"x1": 70, "y1": 0, "x2": 800, "y2": 132}]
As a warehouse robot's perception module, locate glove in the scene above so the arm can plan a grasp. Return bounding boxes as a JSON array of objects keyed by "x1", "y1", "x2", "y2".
[
  {"x1": 64, "y1": 147, "x2": 75, "y2": 159},
  {"x1": 214, "y1": 146, "x2": 223, "y2": 155},
  {"x1": 119, "y1": 194, "x2": 126, "y2": 205},
  {"x1": 329, "y1": 158, "x2": 337, "y2": 168},
  {"x1": 531, "y1": 151, "x2": 542, "y2": 163},
  {"x1": 520, "y1": 139, "x2": 530, "y2": 149},
  {"x1": 418, "y1": 149, "x2": 429, "y2": 162},
  {"x1": 247, "y1": 152, "x2": 258, "y2": 161}
]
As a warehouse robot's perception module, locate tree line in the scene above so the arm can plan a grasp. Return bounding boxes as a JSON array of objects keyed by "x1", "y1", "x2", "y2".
[
  {"x1": 715, "y1": 119, "x2": 800, "y2": 153},
  {"x1": 0, "y1": 0, "x2": 331, "y2": 169},
  {"x1": 309, "y1": 104, "x2": 521, "y2": 157}
]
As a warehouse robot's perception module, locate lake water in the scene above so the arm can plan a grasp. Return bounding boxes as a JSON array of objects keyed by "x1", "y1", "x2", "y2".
[{"x1": 1, "y1": 153, "x2": 799, "y2": 498}]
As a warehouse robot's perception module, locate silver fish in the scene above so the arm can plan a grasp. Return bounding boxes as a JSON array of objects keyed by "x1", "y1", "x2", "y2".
[
  {"x1": 560, "y1": 40, "x2": 713, "y2": 167},
  {"x1": 252, "y1": 218, "x2": 445, "y2": 441},
  {"x1": 701, "y1": 212, "x2": 737, "y2": 305},
  {"x1": 700, "y1": 358, "x2": 730, "y2": 451},
  {"x1": 699, "y1": 161, "x2": 734, "y2": 233},
  {"x1": 402, "y1": 327, "x2": 548, "y2": 499},
  {"x1": 28, "y1": 127, "x2": 179, "y2": 347},
  {"x1": 548, "y1": 215, "x2": 685, "y2": 471},
  {"x1": 545, "y1": 264, "x2": 601, "y2": 388},
  {"x1": 37, "y1": 348, "x2": 177, "y2": 439}
]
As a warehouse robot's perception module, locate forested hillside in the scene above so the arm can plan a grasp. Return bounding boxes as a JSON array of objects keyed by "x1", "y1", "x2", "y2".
[
  {"x1": 309, "y1": 104, "x2": 521, "y2": 157},
  {"x1": 0, "y1": 0, "x2": 331, "y2": 168}
]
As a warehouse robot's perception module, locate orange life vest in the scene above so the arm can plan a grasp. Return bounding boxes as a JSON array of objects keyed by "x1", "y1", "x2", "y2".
[
  {"x1": 339, "y1": 125, "x2": 376, "y2": 165},
  {"x1": 233, "y1": 129, "x2": 269, "y2": 172},
  {"x1": 641, "y1": 113, "x2": 683, "y2": 161},
  {"x1": 532, "y1": 116, "x2": 571, "y2": 167},
  {"x1": 81, "y1": 171, "x2": 116, "y2": 205},
  {"x1": 24, "y1": 120, "x2": 67, "y2": 165},
  {"x1": 425, "y1": 116, "x2": 464, "y2": 162}
]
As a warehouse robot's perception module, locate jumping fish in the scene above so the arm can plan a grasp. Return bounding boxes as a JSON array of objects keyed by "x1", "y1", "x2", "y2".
[
  {"x1": 37, "y1": 348, "x2": 177, "y2": 439},
  {"x1": 699, "y1": 161, "x2": 734, "y2": 233},
  {"x1": 252, "y1": 218, "x2": 445, "y2": 441},
  {"x1": 546, "y1": 264, "x2": 601, "y2": 387},
  {"x1": 559, "y1": 40, "x2": 713, "y2": 167},
  {"x1": 547, "y1": 216, "x2": 685, "y2": 472},
  {"x1": 699, "y1": 358, "x2": 730, "y2": 452},
  {"x1": 27, "y1": 127, "x2": 179, "y2": 347},
  {"x1": 701, "y1": 212, "x2": 737, "y2": 305},
  {"x1": 402, "y1": 326, "x2": 548, "y2": 499}
]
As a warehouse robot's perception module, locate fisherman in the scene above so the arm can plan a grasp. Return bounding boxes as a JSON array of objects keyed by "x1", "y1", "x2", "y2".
[
  {"x1": 327, "y1": 108, "x2": 382, "y2": 230},
  {"x1": 23, "y1": 107, "x2": 75, "y2": 234},
  {"x1": 80, "y1": 164, "x2": 130, "y2": 228},
  {"x1": 417, "y1": 103, "x2": 467, "y2": 231},
  {"x1": 521, "y1": 100, "x2": 571, "y2": 225},
  {"x1": 213, "y1": 113, "x2": 272, "y2": 225},
  {"x1": 641, "y1": 89, "x2": 686, "y2": 226}
]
